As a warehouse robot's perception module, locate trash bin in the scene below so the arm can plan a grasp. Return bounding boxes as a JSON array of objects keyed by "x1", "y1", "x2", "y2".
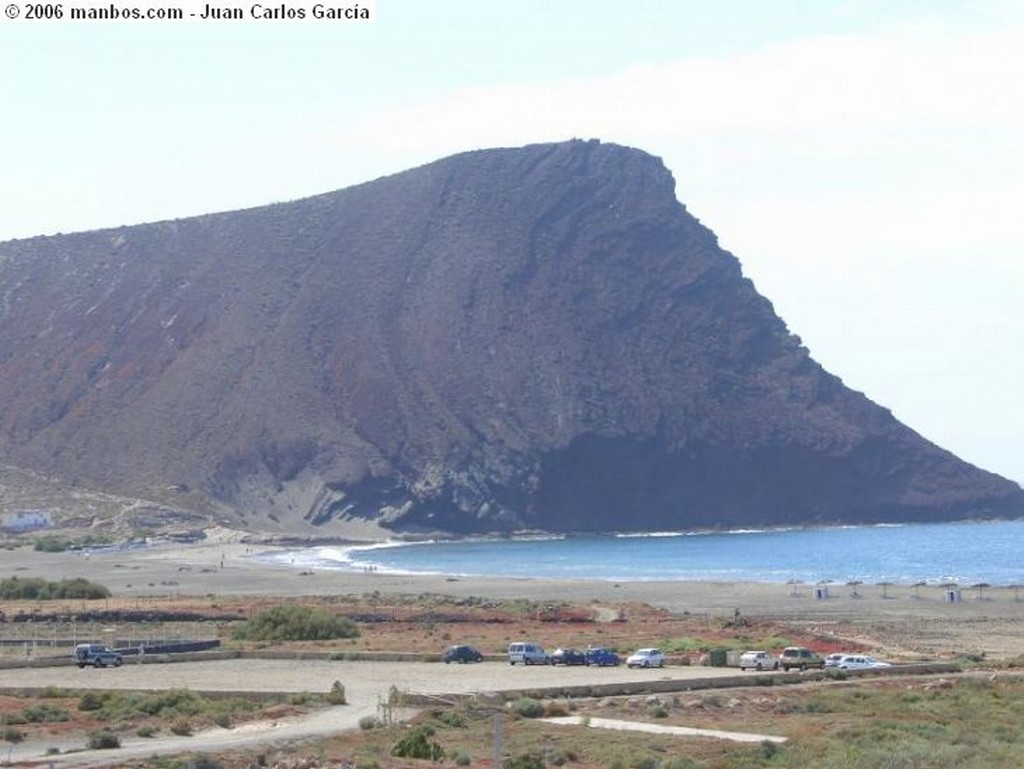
[{"x1": 708, "y1": 648, "x2": 728, "y2": 667}]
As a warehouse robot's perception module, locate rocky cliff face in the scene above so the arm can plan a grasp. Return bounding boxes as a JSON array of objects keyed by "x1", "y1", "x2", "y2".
[{"x1": 0, "y1": 140, "x2": 1020, "y2": 536}]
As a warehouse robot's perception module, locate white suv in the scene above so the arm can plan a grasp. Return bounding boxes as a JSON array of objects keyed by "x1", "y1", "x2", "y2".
[
  {"x1": 507, "y1": 642, "x2": 549, "y2": 665},
  {"x1": 739, "y1": 650, "x2": 779, "y2": 671}
]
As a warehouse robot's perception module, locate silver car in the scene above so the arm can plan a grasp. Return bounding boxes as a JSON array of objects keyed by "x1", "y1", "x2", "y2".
[{"x1": 626, "y1": 648, "x2": 665, "y2": 668}]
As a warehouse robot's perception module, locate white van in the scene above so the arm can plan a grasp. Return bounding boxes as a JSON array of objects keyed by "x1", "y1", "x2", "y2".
[{"x1": 507, "y1": 641, "x2": 549, "y2": 665}]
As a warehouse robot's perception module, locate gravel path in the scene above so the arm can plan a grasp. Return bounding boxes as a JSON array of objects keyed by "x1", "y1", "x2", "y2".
[{"x1": 543, "y1": 715, "x2": 787, "y2": 744}]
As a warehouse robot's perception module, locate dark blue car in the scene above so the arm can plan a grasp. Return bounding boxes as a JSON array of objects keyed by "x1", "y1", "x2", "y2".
[
  {"x1": 585, "y1": 647, "x2": 621, "y2": 666},
  {"x1": 442, "y1": 644, "x2": 484, "y2": 663}
]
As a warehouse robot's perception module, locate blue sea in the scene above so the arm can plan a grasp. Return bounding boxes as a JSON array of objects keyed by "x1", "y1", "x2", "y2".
[{"x1": 256, "y1": 520, "x2": 1024, "y2": 586}]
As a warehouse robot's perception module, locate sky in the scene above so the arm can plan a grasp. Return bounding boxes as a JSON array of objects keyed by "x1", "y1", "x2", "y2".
[{"x1": 1, "y1": 1, "x2": 1022, "y2": 484}]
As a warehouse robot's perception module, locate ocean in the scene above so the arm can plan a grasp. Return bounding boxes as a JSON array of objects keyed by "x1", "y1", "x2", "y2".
[{"x1": 254, "y1": 519, "x2": 1024, "y2": 586}]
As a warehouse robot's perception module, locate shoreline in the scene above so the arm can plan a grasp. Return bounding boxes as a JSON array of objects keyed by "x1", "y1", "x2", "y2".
[
  {"x1": 249, "y1": 519, "x2": 1024, "y2": 588},
  {"x1": 2, "y1": 534, "x2": 1022, "y2": 610},
  {"x1": 4, "y1": 533, "x2": 1024, "y2": 657}
]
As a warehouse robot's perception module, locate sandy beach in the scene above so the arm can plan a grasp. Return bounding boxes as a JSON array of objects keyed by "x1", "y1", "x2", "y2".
[{"x1": 4, "y1": 530, "x2": 1024, "y2": 659}]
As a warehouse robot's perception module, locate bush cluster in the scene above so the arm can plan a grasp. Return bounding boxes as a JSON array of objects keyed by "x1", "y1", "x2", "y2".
[
  {"x1": 0, "y1": 576, "x2": 110, "y2": 599},
  {"x1": 86, "y1": 730, "x2": 120, "y2": 749},
  {"x1": 231, "y1": 604, "x2": 360, "y2": 642},
  {"x1": 392, "y1": 725, "x2": 445, "y2": 761},
  {"x1": 32, "y1": 534, "x2": 110, "y2": 552},
  {"x1": 513, "y1": 698, "x2": 545, "y2": 718},
  {"x1": 77, "y1": 688, "x2": 254, "y2": 727}
]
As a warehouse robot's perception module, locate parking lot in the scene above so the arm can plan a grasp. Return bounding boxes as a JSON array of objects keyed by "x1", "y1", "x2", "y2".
[{"x1": 0, "y1": 657, "x2": 755, "y2": 701}]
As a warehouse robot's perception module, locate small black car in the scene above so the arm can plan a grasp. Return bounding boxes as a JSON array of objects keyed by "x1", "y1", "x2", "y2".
[
  {"x1": 442, "y1": 644, "x2": 484, "y2": 663},
  {"x1": 550, "y1": 647, "x2": 587, "y2": 666}
]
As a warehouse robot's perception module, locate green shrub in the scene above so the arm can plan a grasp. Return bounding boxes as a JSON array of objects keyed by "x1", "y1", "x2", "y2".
[
  {"x1": 1, "y1": 726, "x2": 25, "y2": 743},
  {"x1": 455, "y1": 752, "x2": 472, "y2": 766},
  {"x1": 544, "y1": 702, "x2": 569, "y2": 717},
  {"x1": 545, "y1": 747, "x2": 574, "y2": 766},
  {"x1": 33, "y1": 534, "x2": 71, "y2": 552},
  {"x1": 169, "y1": 718, "x2": 193, "y2": 736},
  {"x1": 86, "y1": 730, "x2": 121, "y2": 749},
  {"x1": 138, "y1": 689, "x2": 204, "y2": 717},
  {"x1": 231, "y1": 604, "x2": 360, "y2": 642},
  {"x1": 328, "y1": 680, "x2": 347, "y2": 705},
  {"x1": 0, "y1": 575, "x2": 109, "y2": 600},
  {"x1": 505, "y1": 751, "x2": 545, "y2": 769},
  {"x1": 392, "y1": 726, "x2": 445, "y2": 761},
  {"x1": 211, "y1": 712, "x2": 233, "y2": 728},
  {"x1": 136, "y1": 725, "x2": 157, "y2": 738},
  {"x1": 359, "y1": 715, "x2": 385, "y2": 730},
  {"x1": 760, "y1": 739, "x2": 783, "y2": 759},
  {"x1": 434, "y1": 709, "x2": 467, "y2": 728},
  {"x1": 22, "y1": 703, "x2": 70, "y2": 723},
  {"x1": 661, "y1": 759, "x2": 702, "y2": 769},
  {"x1": 513, "y1": 697, "x2": 545, "y2": 718},
  {"x1": 78, "y1": 691, "x2": 106, "y2": 712},
  {"x1": 649, "y1": 705, "x2": 668, "y2": 718}
]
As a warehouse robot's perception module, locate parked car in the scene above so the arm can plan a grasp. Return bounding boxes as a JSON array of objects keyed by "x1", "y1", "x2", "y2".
[
  {"x1": 823, "y1": 652, "x2": 847, "y2": 668},
  {"x1": 739, "y1": 650, "x2": 779, "y2": 671},
  {"x1": 625, "y1": 648, "x2": 665, "y2": 668},
  {"x1": 442, "y1": 644, "x2": 483, "y2": 663},
  {"x1": 779, "y1": 646, "x2": 825, "y2": 671},
  {"x1": 585, "y1": 647, "x2": 621, "y2": 666},
  {"x1": 507, "y1": 642, "x2": 550, "y2": 665},
  {"x1": 836, "y1": 654, "x2": 891, "y2": 670},
  {"x1": 550, "y1": 647, "x2": 587, "y2": 666},
  {"x1": 73, "y1": 643, "x2": 123, "y2": 668}
]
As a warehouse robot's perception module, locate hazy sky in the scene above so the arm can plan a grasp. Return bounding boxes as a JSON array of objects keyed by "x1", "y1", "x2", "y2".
[{"x1": 2, "y1": 1, "x2": 1022, "y2": 484}]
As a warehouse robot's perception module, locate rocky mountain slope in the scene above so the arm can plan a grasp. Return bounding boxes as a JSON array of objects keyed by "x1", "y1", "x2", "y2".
[{"x1": 0, "y1": 140, "x2": 1020, "y2": 537}]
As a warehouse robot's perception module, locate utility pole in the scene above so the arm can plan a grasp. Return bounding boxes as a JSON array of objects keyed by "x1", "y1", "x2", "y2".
[{"x1": 493, "y1": 713, "x2": 502, "y2": 769}]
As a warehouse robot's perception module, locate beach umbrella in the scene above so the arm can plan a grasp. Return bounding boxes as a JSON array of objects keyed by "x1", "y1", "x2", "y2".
[
  {"x1": 877, "y1": 581, "x2": 893, "y2": 599},
  {"x1": 846, "y1": 580, "x2": 863, "y2": 598},
  {"x1": 786, "y1": 579, "x2": 803, "y2": 597},
  {"x1": 911, "y1": 581, "x2": 927, "y2": 599},
  {"x1": 1009, "y1": 584, "x2": 1023, "y2": 602},
  {"x1": 971, "y1": 582, "x2": 991, "y2": 601}
]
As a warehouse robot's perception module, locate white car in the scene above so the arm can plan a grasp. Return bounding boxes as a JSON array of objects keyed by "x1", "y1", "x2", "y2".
[
  {"x1": 507, "y1": 642, "x2": 550, "y2": 665},
  {"x1": 626, "y1": 648, "x2": 665, "y2": 668},
  {"x1": 823, "y1": 652, "x2": 848, "y2": 668},
  {"x1": 739, "y1": 650, "x2": 779, "y2": 671},
  {"x1": 836, "y1": 654, "x2": 891, "y2": 670}
]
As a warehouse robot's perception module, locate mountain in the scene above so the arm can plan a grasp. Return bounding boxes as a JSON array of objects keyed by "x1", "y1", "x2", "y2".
[{"x1": 0, "y1": 140, "x2": 1020, "y2": 538}]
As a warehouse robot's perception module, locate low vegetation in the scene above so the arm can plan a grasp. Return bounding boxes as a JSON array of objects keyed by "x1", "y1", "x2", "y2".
[
  {"x1": 32, "y1": 534, "x2": 110, "y2": 552},
  {"x1": 76, "y1": 688, "x2": 258, "y2": 729},
  {"x1": 231, "y1": 604, "x2": 360, "y2": 642},
  {"x1": 296, "y1": 676, "x2": 1024, "y2": 769},
  {"x1": 0, "y1": 576, "x2": 110, "y2": 600},
  {"x1": 658, "y1": 634, "x2": 792, "y2": 654}
]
